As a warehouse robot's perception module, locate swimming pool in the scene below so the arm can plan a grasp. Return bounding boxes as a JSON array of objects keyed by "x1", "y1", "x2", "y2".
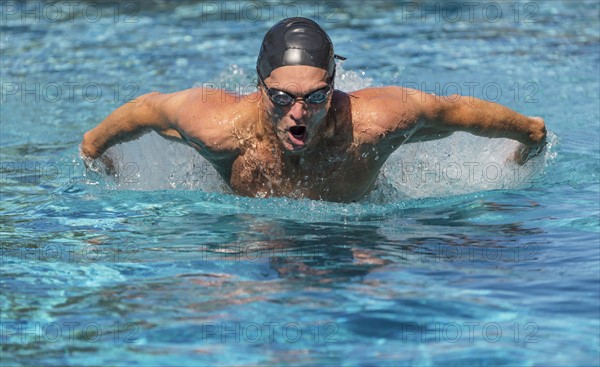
[{"x1": 1, "y1": 1, "x2": 598, "y2": 365}]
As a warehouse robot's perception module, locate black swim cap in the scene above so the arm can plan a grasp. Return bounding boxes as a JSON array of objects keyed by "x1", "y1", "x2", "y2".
[{"x1": 257, "y1": 17, "x2": 337, "y2": 82}]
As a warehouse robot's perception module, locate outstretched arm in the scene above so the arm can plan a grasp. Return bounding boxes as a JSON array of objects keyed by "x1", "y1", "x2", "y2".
[
  {"x1": 81, "y1": 91, "x2": 185, "y2": 159},
  {"x1": 378, "y1": 87, "x2": 547, "y2": 161},
  {"x1": 418, "y1": 91, "x2": 545, "y2": 145}
]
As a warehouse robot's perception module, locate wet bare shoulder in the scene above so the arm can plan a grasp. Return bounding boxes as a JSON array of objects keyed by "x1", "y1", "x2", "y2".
[
  {"x1": 176, "y1": 89, "x2": 259, "y2": 159},
  {"x1": 346, "y1": 87, "x2": 422, "y2": 145}
]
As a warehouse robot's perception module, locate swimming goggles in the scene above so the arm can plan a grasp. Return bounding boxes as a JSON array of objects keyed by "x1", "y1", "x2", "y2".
[{"x1": 258, "y1": 77, "x2": 332, "y2": 106}]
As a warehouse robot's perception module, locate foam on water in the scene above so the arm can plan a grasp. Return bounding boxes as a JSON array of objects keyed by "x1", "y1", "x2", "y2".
[{"x1": 84, "y1": 64, "x2": 554, "y2": 202}]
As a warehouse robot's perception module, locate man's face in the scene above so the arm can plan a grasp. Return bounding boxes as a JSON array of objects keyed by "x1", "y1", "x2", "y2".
[{"x1": 260, "y1": 66, "x2": 332, "y2": 152}]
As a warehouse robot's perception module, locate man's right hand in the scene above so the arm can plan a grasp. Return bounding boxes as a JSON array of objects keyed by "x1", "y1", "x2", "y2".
[
  {"x1": 79, "y1": 139, "x2": 116, "y2": 176},
  {"x1": 528, "y1": 116, "x2": 547, "y2": 146},
  {"x1": 511, "y1": 116, "x2": 547, "y2": 165},
  {"x1": 81, "y1": 131, "x2": 99, "y2": 160}
]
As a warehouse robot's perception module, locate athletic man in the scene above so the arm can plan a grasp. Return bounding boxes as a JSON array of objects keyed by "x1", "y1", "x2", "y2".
[{"x1": 81, "y1": 17, "x2": 546, "y2": 202}]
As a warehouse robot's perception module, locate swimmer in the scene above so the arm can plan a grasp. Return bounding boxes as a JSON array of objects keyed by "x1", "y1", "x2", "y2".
[{"x1": 81, "y1": 17, "x2": 546, "y2": 202}]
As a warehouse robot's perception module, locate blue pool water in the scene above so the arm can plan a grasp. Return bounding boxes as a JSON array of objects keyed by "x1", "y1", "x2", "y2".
[{"x1": 1, "y1": 1, "x2": 599, "y2": 366}]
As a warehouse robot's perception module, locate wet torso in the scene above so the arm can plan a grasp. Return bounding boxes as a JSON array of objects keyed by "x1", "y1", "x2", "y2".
[
  {"x1": 227, "y1": 137, "x2": 386, "y2": 202},
  {"x1": 183, "y1": 89, "x2": 409, "y2": 202}
]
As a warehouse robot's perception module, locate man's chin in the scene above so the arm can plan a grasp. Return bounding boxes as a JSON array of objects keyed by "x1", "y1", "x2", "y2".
[
  {"x1": 282, "y1": 140, "x2": 309, "y2": 153},
  {"x1": 285, "y1": 145, "x2": 308, "y2": 153}
]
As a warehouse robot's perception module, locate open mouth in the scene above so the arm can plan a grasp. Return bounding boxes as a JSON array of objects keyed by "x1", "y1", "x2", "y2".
[{"x1": 288, "y1": 126, "x2": 307, "y2": 145}]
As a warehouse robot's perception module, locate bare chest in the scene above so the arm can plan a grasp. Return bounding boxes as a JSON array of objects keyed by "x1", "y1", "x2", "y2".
[{"x1": 228, "y1": 144, "x2": 384, "y2": 202}]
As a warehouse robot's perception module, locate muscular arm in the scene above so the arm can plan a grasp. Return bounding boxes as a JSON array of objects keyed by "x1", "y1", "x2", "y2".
[
  {"x1": 375, "y1": 87, "x2": 546, "y2": 161},
  {"x1": 81, "y1": 87, "x2": 245, "y2": 163},
  {"x1": 81, "y1": 91, "x2": 185, "y2": 159},
  {"x1": 417, "y1": 90, "x2": 546, "y2": 146}
]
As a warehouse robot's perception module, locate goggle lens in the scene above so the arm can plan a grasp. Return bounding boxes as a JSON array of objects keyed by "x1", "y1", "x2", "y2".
[
  {"x1": 306, "y1": 90, "x2": 329, "y2": 104},
  {"x1": 270, "y1": 92, "x2": 294, "y2": 106}
]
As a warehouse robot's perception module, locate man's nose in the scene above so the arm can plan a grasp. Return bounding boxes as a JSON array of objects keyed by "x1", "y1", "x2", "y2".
[{"x1": 288, "y1": 99, "x2": 307, "y2": 120}]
